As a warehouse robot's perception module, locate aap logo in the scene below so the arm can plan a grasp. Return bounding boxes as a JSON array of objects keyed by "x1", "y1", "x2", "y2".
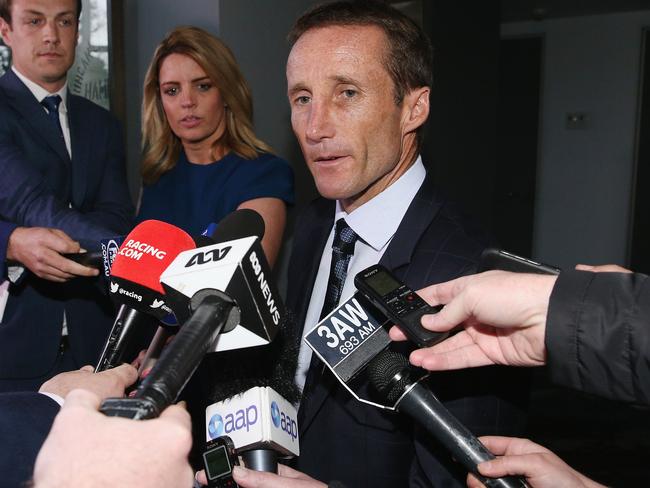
[
  {"x1": 208, "y1": 413, "x2": 224, "y2": 439},
  {"x1": 270, "y1": 401, "x2": 298, "y2": 442},
  {"x1": 270, "y1": 401, "x2": 281, "y2": 428},
  {"x1": 207, "y1": 405, "x2": 258, "y2": 440}
]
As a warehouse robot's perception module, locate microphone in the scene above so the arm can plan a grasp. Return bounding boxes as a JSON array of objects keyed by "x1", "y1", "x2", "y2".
[
  {"x1": 367, "y1": 351, "x2": 529, "y2": 488},
  {"x1": 95, "y1": 220, "x2": 197, "y2": 372},
  {"x1": 100, "y1": 289, "x2": 239, "y2": 419},
  {"x1": 204, "y1": 313, "x2": 300, "y2": 472},
  {"x1": 304, "y1": 269, "x2": 527, "y2": 486},
  {"x1": 109, "y1": 220, "x2": 196, "y2": 319},
  {"x1": 101, "y1": 215, "x2": 282, "y2": 420},
  {"x1": 134, "y1": 209, "x2": 267, "y2": 376},
  {"x1": 206, "y1": 386, "x2": 299, "y2": 472},
  {"x1": 160, "y1": 235, "x2": 281, "y2": 352},
  {"x1": 204, "y1": 208, "x2": 265, "y2": 242},
  {"x1": 304, "y1": 292, "x2": 392, "y2": 384},
  {"x1": 62, "y1": 235, "x2": 126, "y2": 275}
]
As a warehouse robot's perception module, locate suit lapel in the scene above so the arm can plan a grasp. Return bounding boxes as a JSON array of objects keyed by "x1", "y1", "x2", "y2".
[
  {"x1": 379, "y1": 173, "x2": 442, "y2": 276},
  {"x1": 67, "y1": 93, "x2": 88, "y2": 208},
  {"x1": 292, "y1": 200, "x2": 335, "y2": 436},
  {"x1": 289, "y1": 199, "x2": 335, "y2": 333},
  {"x1": 0, "y1": 70, "x2": 70, "y2": 165}
]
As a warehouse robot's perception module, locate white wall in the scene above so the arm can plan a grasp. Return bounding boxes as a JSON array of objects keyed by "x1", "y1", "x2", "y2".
[{"x1": 503, "y1": 10, "x2": 650, "y2": 268}]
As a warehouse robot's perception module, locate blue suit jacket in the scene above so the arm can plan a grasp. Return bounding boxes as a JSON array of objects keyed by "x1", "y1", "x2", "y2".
[
  {"x1": 0, "y1": 70, "x2": 133, "y2": 387},
  {"x1": 0, "y1": 392, "x2": 59, "y2": 488},
  {"x1": 288, "y1": 173, "x2": 530, "y2": 487}
]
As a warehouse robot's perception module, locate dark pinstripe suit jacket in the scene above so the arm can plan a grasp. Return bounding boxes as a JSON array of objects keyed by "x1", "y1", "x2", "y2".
[{"x1": 287, "y1": 172, "x2": 530, "y2": 487}]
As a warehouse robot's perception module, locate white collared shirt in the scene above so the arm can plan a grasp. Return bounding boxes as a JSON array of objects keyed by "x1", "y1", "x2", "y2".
[
  {"x1": 295, "y1": 157, "x2": 427, "y2": 391},
  {"x1": 12, "y1": 67, "x2": 72, "y2": 157}
]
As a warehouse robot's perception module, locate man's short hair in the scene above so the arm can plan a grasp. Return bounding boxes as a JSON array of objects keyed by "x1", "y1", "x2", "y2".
[
  {"x1": 0, "y1": 0, "x2": 83, "y2": 24},
  {"x1": 288, "y1": 0, "x2": 433, "y2": 105}
]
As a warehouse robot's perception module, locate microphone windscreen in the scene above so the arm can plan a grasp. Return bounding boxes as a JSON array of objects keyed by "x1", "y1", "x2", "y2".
[
  {"x1": 193, "y1": 235, "x2": 215, "y2": 248},
  {"x1": 110, "y1": 220, "x2": 195, "y2": 295},
  {"x1": 208, "y1": 208, "x2": 265, "y2": 242},
  {"x1": 204, "y1": 311, "x2": 300, "y2": 405},
  {"x1": 367, "y1": 350, "x2": 413, "y2": 404}
]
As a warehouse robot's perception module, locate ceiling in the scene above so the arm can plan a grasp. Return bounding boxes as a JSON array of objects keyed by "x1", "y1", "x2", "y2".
[{"x1": 501, "y1": 0, "x2": 650, "y2": 22}]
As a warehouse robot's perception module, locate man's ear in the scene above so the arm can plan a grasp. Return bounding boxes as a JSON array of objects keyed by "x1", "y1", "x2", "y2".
[
  {"x1": 402, "y1": 86, "x2": 430, "y2": 134},
  {"x1": 0, "y1": 19, "x2": 12, "y2": 47}
]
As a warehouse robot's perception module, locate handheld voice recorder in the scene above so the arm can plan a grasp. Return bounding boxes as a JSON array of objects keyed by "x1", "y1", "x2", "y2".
[
  {"x1": 354, "y1": 264, "x2": 448, "y2": 348},
  {"x1": 202, "y1": 435, "x2": 240, "y2": 488}
]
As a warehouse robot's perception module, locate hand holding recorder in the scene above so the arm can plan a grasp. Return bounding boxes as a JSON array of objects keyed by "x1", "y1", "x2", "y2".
[{"x1": 390, "y1": 270, "x2": 557, "y2": 371}]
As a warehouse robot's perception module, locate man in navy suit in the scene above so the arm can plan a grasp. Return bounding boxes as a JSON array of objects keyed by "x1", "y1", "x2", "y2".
[
  {"x1": 253, "y1": 2, "x2": 531, "y2": 487},
  {"x1": 0, "y1": 0, "x2": 133, "y2": 392},
  {"x1": 0, "y1": 363, "x2": 139, "y2": 487}
]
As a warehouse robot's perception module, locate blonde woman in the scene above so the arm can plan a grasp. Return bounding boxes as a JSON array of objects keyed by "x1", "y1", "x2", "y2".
[{"x1": 137, "y1": 26, "x2": 293, "y2": 266}]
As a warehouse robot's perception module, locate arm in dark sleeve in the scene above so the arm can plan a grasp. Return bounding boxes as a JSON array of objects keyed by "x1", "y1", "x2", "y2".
[
  {"x1": 0, "y1": 392, "x2": 60, "y2": 488},
  {"x1": 76, "y1": 115, "x2": 134, "y2": 235},
  {"x1": 0, "y1": 114, "x2": 132, "y2": 249},
  {"x1": 546, "y1": 270, "x2": 650, "y2": 405},
  {"x1": 0, "y1": 133, "x2": 117, "y2": 243},
  {"x1": 0, "y1": 220, "x2": 18, "y2": 279}
]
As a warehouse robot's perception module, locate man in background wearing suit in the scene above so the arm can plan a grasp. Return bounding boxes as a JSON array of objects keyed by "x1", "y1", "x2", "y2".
[
  {"x1": 282, "y1": 2, "x2": 530, "y2": 487},
  {"x1": 0, "y1": 0, "x2": 133, "y2": 392}
]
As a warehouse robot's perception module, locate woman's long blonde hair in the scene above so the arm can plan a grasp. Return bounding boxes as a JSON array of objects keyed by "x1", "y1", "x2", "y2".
[{"x1": 141, "y1": 26, "x2": 272, "y2": 184}]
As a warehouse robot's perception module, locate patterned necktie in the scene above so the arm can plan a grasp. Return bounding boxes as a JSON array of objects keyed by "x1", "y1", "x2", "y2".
[
  {"x1": 41, "y1": 95, "x2": 63, "y2": 137},
  {"x1": 301, "y1": 218, "x2": 360, "y2": 409},
  {"x1": 319, "y1": 218, "x2": 359, "y2": 320}
]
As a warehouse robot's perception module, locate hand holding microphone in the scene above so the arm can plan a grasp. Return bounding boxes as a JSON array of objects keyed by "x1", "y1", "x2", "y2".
[
  {"x1": 197, "y1": 464, "x2": 327, "y2": 488},
  {"x1": 100, "y1": 210, "x2": 282, "y2": 420},
  {"x1": 128, "y1": 208, "x2": 268, "y2": 378},
  {"x1": 387, "y1": 270, "x2": 556, "y2": 371},
  {"x1": 468, "y1": 437, "x2": 605, "y2": 488},
  {"x1": 367, "y1": 350, "x2": 528, "y2": 488},
  {"x1": 7, "y1": 227, "x2": 99, "y2": 281},
  {"x1": 33, "y1": 389, "x2": 193, "y2": 488},
  {"x1": 95, "y1": 220, "x2": 197, "y2": 373},
  {"x1": 305, "y1": 264, "x2": 529, "y2": 488}
]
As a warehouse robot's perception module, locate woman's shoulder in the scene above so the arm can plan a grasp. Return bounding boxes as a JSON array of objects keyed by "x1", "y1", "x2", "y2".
[
  {"x1": 231, "y1": 151, "x2": 290, "y2": 167},
  {"x1": 229, "y1": 152, "x2": 293, "y2": 177},
  {"x1": 228, "y1": 152, "x2": 294, "y2": 203}
]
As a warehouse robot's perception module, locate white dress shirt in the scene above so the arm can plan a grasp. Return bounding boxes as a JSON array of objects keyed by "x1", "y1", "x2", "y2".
[
  {"x1": 295, "y1": 157, "x2": 427, "y2": 392},
  {"x1": 13, "y1": 66, "x2": 72, "y2": 157}
]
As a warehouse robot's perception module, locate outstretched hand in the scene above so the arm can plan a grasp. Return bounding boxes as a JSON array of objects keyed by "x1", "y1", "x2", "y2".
[
  {"x1": 388, "y1": 271, "x2": 557, "y2": 371},
  {"x1": 7, "y1": 227, "x2": 98, "y2": 281},
  {"x1": 467, "y1": 436, "x2": 605, "y2": 488},
  {"x1": 33, "y1": 389, "x2": 193, "y2": 488}
]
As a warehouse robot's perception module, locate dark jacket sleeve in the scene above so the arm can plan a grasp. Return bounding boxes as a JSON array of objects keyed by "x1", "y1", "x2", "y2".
[
  {"x1": 546, "y1": 270, "x2": 650, "y2": 405},
  {"x1": 0, "y1": 392, "x2": 60, "y2": 487},
  {"x1": 0, "y1": 107, "x2": 130, "y2": 248},
  {"x1": 0, "y1": 220, "x2": 18, "y2": 279}
]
